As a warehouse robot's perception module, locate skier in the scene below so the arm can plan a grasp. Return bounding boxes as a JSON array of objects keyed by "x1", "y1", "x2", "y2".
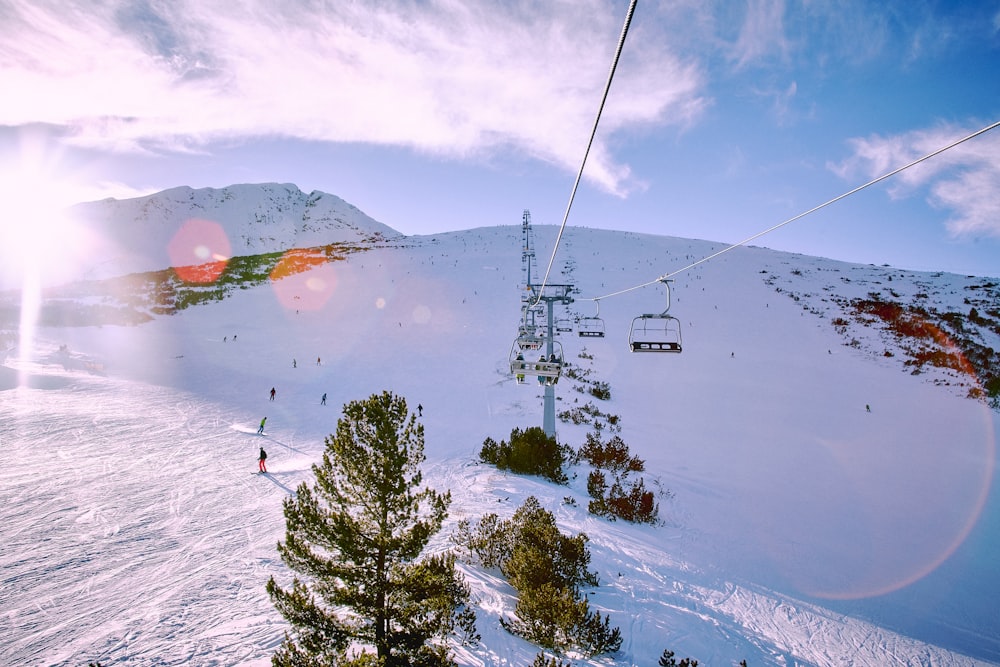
[
  {"x1": 321, "y1": 392, "x2": 327, "y2": 406},
  {"x1": 293, "y1": 358, "x2": 297, "y2": 368},
  {"x1": 417, "y1": 404, "x2": 423, "y2": 416},
  {"x1": 258, "y1": 446, "x2": 268, "y2": 473},
  {"x1": 258, "y1": 416, "x2": 267, "y2": 434},
  {"x1": 269, "y1": 387, "x2": 276, "y2": 401},
  {"x1": 316, "y1": 357, "x2": 321, "y2": 366}
]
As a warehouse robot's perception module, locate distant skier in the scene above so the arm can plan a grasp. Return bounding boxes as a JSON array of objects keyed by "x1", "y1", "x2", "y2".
[
  {"x1": 321, "y1": 393, "x2": 327, "y2": 406},
  {"x1": 258, "y1": 416, "x2": 267, "y2": 434},
  {"x1": 417, "y1": 404, "x2": 423, "y2": 416},
  {"x1": 293, "y1": 359, "x2": 297, "y2": 368},
  {"x1": 258, "y1": 446, "x2": 268, "y2": 473},
  {"x1": 269, "y1": 387, "x2": 276, "y2": 401},
  {"x1": 866, "y1": 404, "x2": 871, "y2": 413},
  {"x1": 316, "y1": 357, "x2": 321, "y2": 366}
]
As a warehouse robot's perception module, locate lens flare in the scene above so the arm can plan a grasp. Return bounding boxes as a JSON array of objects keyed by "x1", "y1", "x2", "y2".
[
  {"x1": 754, "y1": 315, "x2": 996, "y2": 601},
  {"x1": 270, "y1": 249, "x2": 339, "y2": 311},
  {"x1": 167, "y1": 219, "x2": 231, "y2": 283}
]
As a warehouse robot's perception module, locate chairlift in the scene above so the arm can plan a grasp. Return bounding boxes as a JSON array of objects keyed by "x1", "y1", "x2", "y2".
[
  {"x1": 510, "y1": 339, "x2": 564, "y2": 384},
  {"x1": 578, "y1": 300, "x2": 606, "y2": 338},
  {"x1": 555, "y1": 318, "x2": 574, "y2": 333},
  {"x1": 628, "y1": 280, "x2": 682, "y2": 353}
]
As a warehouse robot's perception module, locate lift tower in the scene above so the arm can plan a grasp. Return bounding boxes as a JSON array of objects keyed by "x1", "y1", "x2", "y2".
[
  {"x1": 516, "y1": 210, "x2": 573, "y2": 438},
  {"x1": 526, "y1": 283, "x2": 574, "y2": 437}
]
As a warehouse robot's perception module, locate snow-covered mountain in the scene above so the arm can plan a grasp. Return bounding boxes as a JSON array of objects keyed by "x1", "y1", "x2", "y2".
[
  {"x1": 66, "y1": 183, "x2": 400, "y2": 281},
  {"x1": 1, "y1": 187, "x2": 999, "y2": 666}
]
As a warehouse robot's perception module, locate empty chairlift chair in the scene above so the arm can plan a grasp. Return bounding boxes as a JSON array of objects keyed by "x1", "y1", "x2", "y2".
[
  {"x1": 628, "y1": 280, "x2": 682, "y2": 353},
  {"x1": 577, "y1": 300, "x2": 606, "y2": 338}
]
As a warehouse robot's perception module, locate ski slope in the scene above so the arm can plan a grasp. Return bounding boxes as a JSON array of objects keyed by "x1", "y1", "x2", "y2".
[{"x1": 2, "y1": 224, "x2": 998, "y2": 666}]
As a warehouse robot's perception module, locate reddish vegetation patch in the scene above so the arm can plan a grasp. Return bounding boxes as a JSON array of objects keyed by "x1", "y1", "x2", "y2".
[{"x1": 850, "y1": 298, "x2": 975, "y2": 380}]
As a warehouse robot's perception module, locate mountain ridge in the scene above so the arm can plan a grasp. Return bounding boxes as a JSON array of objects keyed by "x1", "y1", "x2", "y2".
[{"x1": 66, "y1": 183, "x2": 401, "y2": 282}]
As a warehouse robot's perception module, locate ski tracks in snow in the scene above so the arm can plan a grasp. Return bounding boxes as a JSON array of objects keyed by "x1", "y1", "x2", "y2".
[
  {"x1": 423, "y1": 459, "x2": 995, "y2": 666},
  {"x1": 1, "y1": 372, "x2": 294, "y2": 666}
]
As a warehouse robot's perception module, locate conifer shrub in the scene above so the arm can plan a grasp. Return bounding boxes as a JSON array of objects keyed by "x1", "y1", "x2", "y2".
[
  {"x1": 532, "y1": 653, "x2": 573, "y2": 667},
  {"x1": 581, "y1": 431, "x2": 659, "y2": 524},
  {"x1": 579, "y1": 432, "x2": 643, "y2": 473},
  {"x1": 454, "y1": 497, "x2": 621, "y2": 656},
  {"x1": 659, "y1": 649, "x2": 699, "y2": 666},
  {"x1": 589, "y1": 380, "x2": 611, "y2": 400},
  {"x1": 479, "y1": 427, "x2": 569, "y2": 484},
  {"x1": 589, "y1": 477, "x2": 658, "y2": 524}
]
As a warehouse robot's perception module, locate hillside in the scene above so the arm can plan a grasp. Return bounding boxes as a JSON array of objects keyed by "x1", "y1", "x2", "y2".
[
  {"x1": 1, "y1": 188, "x2": 999, "y2": 666},
  {"x1": 64, "y1": 183, "x2": 401, "y2": 282}
]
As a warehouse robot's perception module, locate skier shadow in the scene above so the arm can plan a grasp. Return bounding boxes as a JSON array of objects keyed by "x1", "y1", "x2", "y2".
[
  {"x1": 262, "y1": 436, "x2": 311, "y2": 457},
  {"x1": 260, "y1": 472, "x2": 297, "y2": 496}
]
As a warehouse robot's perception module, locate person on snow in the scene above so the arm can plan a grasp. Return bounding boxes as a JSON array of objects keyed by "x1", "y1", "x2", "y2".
[
  {"x1": 258, "y1": 416, "x2": 267, "y2": 434},
  {"x1": 417, "y1": 404, "x2": 423, "y2": 416},
  {"x1": 258, "y1": 446, "x2": 268, "y2": 473},
  {"x1": 321, "y1": 392, "x2": 327, "y2": 406},
  {"x1": 269, "y1": 387, "x2": 276, "y2": 401}
]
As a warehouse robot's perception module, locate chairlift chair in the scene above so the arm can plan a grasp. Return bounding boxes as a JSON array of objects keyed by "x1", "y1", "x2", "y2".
[
  {"x1": 628, "y1": 314, "x2": 682, "y2": 352},
  {"x1": 510, "y1": 338, "x2": 564, "y2": 383},
  {"x1": 578, "y1": 300, "x2": 606, "y2": 338},
  {"x1": 628, "y1": 280, "x2": 682, "y2": 353}
]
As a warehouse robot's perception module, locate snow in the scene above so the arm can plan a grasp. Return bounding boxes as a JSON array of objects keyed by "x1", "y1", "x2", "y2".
[{"x1": 1, "y1": 213, "x2": 998, "y2": 666}]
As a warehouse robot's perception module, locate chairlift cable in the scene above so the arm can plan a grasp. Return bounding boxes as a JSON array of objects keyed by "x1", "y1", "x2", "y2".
[
  {"x1": 532, "y1": 0, "x2": 638, "y2": 305},
  {"x1": 587, "y1": 119, "x2": 1000, "y2": 303}
]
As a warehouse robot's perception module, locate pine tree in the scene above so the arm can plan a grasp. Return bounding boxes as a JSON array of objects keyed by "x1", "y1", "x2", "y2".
[{"x1": 267, "y1": 391, "x2": 474, "y2": 666}]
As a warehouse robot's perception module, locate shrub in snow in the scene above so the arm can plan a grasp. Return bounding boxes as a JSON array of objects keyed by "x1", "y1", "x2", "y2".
[
  {"x1": 579, "y1": 432, "x2": 643, "y2": 473},
  {"x1": 531, "y1": 652, "x2": 572, "y2": 667},
  {"x1": 659, "y1": 649, "x2": 699, "y2": 666},
  {"x1": 454, "y1": 496, "x2": 621, "y2": 656},
  {"x1": 479, "y1": 427, "x2": 569, "y2": 484},
  {"x1": 581, "y1": 431, "x2": 659, "y2": 524}
]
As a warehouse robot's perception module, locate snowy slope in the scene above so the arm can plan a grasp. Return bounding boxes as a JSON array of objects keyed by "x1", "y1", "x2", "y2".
[{"x1": 1, "y1": 214, "x2": 998, "y2": 666}]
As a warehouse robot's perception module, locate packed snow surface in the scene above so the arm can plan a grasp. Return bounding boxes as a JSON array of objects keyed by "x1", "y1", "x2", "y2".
[{"x1": 2, "y1": 220, "x2": 998, "y2": 666}]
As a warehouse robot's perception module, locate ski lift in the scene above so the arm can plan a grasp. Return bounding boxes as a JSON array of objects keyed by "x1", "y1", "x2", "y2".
[
  {"x1": 629, "y1": 280, "x2": 682, "y2": 353},
  {"x1": 510, "y1": 339, "x2": 564, "y2": 384},
  {"x1": 555, "y1": 318, "x2": 574, "y2": 333},
  {"x1": 577, "y1": 300, "x2": 606, "y2": 338}
]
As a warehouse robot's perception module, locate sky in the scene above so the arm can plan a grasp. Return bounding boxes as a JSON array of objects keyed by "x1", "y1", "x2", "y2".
[{"x1": 0, "y1": 0, "x2": 998, "y2": 277}]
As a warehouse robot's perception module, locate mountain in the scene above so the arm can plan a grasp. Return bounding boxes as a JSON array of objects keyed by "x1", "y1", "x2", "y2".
[
  {"x1": 66, "y1": 183, "x2": 400, "y2": 281},
  {"x1": 1, "y1": 187, "x2": 998, "y2": 666}
]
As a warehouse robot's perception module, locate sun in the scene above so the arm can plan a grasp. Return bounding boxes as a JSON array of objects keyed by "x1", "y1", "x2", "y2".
[
  {"x1": 0, "y1": 155, "x2": 93, "y2": 292},
  {"x1": 0, "y1": 137, "x2": 99, "y2": 369}
]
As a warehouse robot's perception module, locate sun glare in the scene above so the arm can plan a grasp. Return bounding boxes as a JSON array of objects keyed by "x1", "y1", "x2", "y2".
[
  {"x1": 0, "y1": 147, "x2": 96, "y2": 372},
  {"x1": 0, "y1": 170, "x2": 90, "y2": 291}
]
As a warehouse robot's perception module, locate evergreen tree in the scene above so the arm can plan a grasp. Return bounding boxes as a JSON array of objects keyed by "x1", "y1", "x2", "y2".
[{"x1": 267, "y1": 391, "x2": 474, "y2": 666}]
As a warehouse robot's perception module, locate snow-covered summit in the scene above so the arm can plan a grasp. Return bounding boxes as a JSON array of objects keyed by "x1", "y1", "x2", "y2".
[{"x1": 68, "y1": 183, "x2": 401, "y2": 281}]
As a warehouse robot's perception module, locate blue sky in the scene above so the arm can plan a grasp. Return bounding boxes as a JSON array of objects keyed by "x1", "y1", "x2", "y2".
[{"x1": 1, "y1": 0, "x2": 998, "y2": 277}]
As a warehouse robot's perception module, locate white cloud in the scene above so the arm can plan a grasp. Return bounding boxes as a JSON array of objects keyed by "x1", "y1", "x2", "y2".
[
  {"x1": 830, "y1": 123, "x2": 1000, "y2": 239},
  {"x1": 729, "y1": 0, "x2": 789, "y2": 68},
  {"x1": 0, "y1": 0, "x2": 706, "y2": 196}
]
